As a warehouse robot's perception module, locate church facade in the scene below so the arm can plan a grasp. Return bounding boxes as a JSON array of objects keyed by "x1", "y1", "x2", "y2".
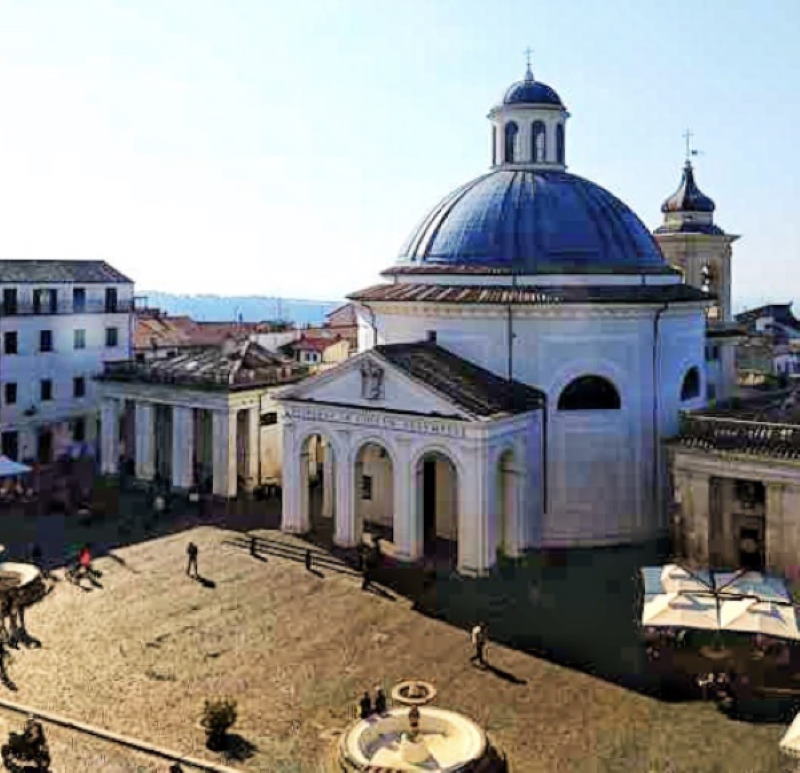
[{"x1": 277, "y1": 64, "x2": 714, "y2": 576}]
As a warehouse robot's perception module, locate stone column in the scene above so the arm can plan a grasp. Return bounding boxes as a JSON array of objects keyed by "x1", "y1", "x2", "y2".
[
  {"x1": 134, "y1": 402, "x2": 155, "y2": 481},
  {"x1": 321, "y1": 441, "x2": 334, "y2": 518},
  {"x1": 334, "y1": 433, "x2": 357, "y2": 547},
  {"x1": 765, "y1": 481, "x2": 786, "y2": 574},
  {"x1": 685, "y1": 472, "x2": 710, "y2": 565},
  {"x1": 171, "y1": 406, "x2": 194, "y2": 489},
  {"x1": 392, "y1": 439, "x2": 419, "y2": 562},
  {"x1": 281, "y1": 424, "x2": 308, "y2": 534},
  {"x1": 212, "y1": 409, "x2": 237, "y2": 498},
  {"x1": 100, "y1": 398, "x2": 120, "y2": 475},
  {"x1": 458, "y1": 443, "x2": 492, "y2": 577},
  {"x1": 244, "y1": 406, "x2": 260, "y2": 491}
]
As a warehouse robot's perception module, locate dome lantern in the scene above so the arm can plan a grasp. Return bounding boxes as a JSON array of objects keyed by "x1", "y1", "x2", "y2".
[{"x1": 487, "y1": 57, "x2": 569, "y2": 171}]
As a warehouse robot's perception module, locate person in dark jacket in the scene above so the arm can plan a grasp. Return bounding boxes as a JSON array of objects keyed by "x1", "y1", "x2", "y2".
[
  {"x1": 374, "y1": 686, "x2": 387, "y2": 715},
  {"x1": 186, "y1": 542, "x2": 198, "y2": 578},
  {"x1": 358, "y1": 691, "x2": 373, "y2": 719}
]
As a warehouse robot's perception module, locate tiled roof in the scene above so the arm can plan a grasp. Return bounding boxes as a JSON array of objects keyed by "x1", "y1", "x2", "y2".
[
  {"x1": 0, "y1": 260, "x2": 132, "y2": 283},
  {"x1": 290, "y1": 336, "x2": 341, "y2": 352},
  {"x1": 133, "y1": 314, "x2": 284, "y2": 350},
  {"x1": 374, "y1": 342, "x2": 543, "y2": 417},
  {"x1": 348, "y1": 282, "x2": 711, "y2": 306},
  {"x1": 100, "y1": 340, "x2": 307, "y2": 390}
]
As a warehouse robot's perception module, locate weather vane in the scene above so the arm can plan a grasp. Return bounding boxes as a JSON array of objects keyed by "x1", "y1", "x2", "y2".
[{"x1": 524, "y1": 46, "x2": 533, "y2": 76}]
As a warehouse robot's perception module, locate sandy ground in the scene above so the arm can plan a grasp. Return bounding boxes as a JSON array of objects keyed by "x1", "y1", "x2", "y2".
[{"x1": 1, "y1": 526, "x2": 792, "y2": 772}]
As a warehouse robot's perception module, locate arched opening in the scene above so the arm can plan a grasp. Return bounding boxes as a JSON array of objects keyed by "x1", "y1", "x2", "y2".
[
  {"x1": 680, "y1": 366, "x2": 701, "y2": 401},
  {"x1": 531, "y1": 120, "x2": 546, "y2": 163},
  {"x1": 415, "y1": 451, "x2": 458, "y2": 566},
  {"x1": 497, "y1": 449, "x2": 521, "y2": 557},
  {"x1": 557, "y1": 375, "x2": 621, "y2": 410},
  {"x1": 354, "y1": 442, "x2": 394, "y2": 544},
  {"x1": 556, "y1": 123, "x2": 565, "y2": 164},
  {"x1": 504, "y1": 121, "x2": 518, "y2": 163},
  {"x1": 300, "y1": 434, "x2": 336, "y2": 534}
]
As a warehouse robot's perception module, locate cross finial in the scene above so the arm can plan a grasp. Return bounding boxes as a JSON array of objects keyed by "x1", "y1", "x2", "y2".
[
  {"x1": 524, "y1": 46, "x2": 534, "y2": 79},
  {"x1": 683, "y1": 129, "x2": 693, "y2": 162}
]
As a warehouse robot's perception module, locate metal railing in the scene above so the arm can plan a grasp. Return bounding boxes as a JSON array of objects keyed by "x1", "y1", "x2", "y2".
[{"x1": 677, "y1": 412, "x2": 800, "y2": 459}]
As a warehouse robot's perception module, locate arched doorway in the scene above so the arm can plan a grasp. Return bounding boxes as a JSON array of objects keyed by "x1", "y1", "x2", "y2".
[
  {"x1": 497, "y1": 449, "x2": 521, "y2": 557},
  {"x1": 300, "y1": 434, "x2": 336, "y2": 534},
  {"x1": 354, "y1": 442, "x2": 394, "y2": 543},
  {"x1": 415, "y1": 451, "x2": 458, "y2": 566}
]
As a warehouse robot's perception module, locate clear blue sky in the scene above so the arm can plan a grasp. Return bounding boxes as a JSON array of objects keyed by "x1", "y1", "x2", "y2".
[{"x1": 0, "y1": 0, "x2": 797, "y2": 309}]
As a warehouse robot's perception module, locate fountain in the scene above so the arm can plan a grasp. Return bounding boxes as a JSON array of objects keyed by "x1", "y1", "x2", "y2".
[
  {"x1": 337, "y1": 680, "x2": 506, "y2": 771},
  {"x1": 0, "y1": 545, "x2": 48, "y2": 647}
]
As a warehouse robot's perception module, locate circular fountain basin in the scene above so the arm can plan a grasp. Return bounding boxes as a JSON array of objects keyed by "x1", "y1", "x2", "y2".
[
  {"x1": 339, "y1": 706, "x2": 487, "y2": 771},
  {"x1": 0, "y1": 562, "x2": 45, "y2": 601}
]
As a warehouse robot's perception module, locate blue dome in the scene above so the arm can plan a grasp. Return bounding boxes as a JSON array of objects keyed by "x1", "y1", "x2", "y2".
[
  {"x1": 398, "y1": 170, "x2": 668, "y2": 273},
  {"x1": 503, "y1": 79, "x2": 563, "y2": 106}
]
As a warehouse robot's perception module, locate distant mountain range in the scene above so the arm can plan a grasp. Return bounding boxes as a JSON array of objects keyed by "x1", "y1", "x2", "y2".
[{"x1": 139, "y1": 292, "x2": 342, "y2": 325}]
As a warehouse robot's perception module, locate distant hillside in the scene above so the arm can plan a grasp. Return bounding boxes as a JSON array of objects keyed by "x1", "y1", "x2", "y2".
[{"x1": 139, "y1": 292, "x2": 341, "y2": 325}]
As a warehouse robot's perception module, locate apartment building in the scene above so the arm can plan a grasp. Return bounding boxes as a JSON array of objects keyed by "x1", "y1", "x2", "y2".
[{"x1": 0, "y1": 260, "x2": 133, "y2": 463}]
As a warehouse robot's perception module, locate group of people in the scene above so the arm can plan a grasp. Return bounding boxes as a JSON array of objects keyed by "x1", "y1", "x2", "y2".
[
  {"x1": 358, "y1": 686, "x2": 388, "y2": 719},
  {"x1": 0, "y1": 478, "x2": 33, "y2": 504}
]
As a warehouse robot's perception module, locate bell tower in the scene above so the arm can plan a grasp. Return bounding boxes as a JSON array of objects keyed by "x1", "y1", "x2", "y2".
[{"x1": 654, "y1": 148, "x2": 743, "y2": 402}]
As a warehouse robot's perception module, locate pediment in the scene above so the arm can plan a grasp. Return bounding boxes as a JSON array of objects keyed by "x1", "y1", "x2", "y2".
[{"x1": 276, "y1": 352, "x2": 472, "y2": 419}]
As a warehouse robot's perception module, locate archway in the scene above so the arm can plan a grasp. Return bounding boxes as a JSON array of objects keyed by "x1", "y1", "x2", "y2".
[
  {"x1": 415, "y1": 451, "x2": 458, "y2": 566},
  {"x1": 300, "y1": 434, "x2": 336, "y2": 534},
  {"x1": 497, "y1": 449, "x2": 521, "y2": 557},
  {"x1": 354, "y1": 442, "x2": 394, "y2": 543}
]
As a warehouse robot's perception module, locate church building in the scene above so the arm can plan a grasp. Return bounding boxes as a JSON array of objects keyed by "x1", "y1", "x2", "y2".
[{"x1": 276, "y1": 64, "x2": 713, "y2": 576}]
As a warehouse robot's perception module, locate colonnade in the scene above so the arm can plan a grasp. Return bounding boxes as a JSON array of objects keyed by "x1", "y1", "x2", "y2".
[{"x1": 100, "y1": 397, "x2": 260, "y2": 497}]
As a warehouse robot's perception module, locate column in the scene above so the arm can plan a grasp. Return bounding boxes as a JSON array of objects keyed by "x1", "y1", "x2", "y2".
[
  {"x1": 280, "y1": 423, "x2": 308, "y2": 534},
  {"x1": 100, "y1": 398, "x2": 120, "y2": 475},
  {"x1": 134, "y1": 402, "x2": 155, "y2": 481},
  {"x1": 333, "y1": 431, "x2": 356, "y2": 547},
  {"x1": 321, "y1": 441, "x2": 334, "y2": 518},
  {"x1": 685, "y1": 472, "x2": 710, "y2": 564},
  {"x1": 392, "y1": 439, "x2": 419, "y2": 561},
  {"x1": 245, "y1": 406, "x2": 259, "y2": 491},
  {"x1": 765, "y1": 481, "x2": 786, "y2": 573},
  {"x1": 171, "y1": 406, "x2": 194, "y2": 489},
  {"x1": 212, "y1": 409, "x2": 238, "y2": 498},
  {"x1": 457, "y1": 444, "x2": 492, "y2": 577}
]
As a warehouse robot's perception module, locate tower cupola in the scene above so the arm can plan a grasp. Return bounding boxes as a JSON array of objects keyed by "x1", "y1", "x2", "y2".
[{"x1": 487, "y1": 56, "x2": 570, "y2": 171}]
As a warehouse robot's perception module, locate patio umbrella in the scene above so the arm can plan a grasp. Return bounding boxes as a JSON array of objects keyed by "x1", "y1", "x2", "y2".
[
  {"x1": 780, "y1": 711, "x2": 800, "y2": 758},
  {"x1": 659, "y1": 564, "x2": 713, "y2": 594},
  {"x1": 0, "y1": 455, "x2": 31, "y2": 478},
  {"x1": 642, "y1": 592, "x2": 720, "y2": 630},
  {"x1": 719, "y1": 597, "x2": 800, "y2": 641}
]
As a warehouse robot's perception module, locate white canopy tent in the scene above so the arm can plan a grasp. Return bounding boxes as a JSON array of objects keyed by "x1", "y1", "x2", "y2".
[{"x1": 0, "y1": 456, "x2": 31, "y2": 479}]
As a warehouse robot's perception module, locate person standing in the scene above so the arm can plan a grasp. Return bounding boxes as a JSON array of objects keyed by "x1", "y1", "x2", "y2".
[
  {"x1": 186, "y1": 542, "x2": 198, "y2": 578},
  {"x1": 374, "y1": 686, "x2": 387, "y2": 715},
  {"x1": 470, "y1": 621, "x2": 488, "y2": 667},
  {"x1": 305, "y1": 549, "x2": 312, "y2": 572},
  {"x1": 358, "y1": 691, "x2": 373, "y2": 720}
]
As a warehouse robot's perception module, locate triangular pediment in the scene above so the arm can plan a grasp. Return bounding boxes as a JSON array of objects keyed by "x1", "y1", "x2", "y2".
[{"x1": 276, "y1": 350, "x2": 474, "y2": 419}]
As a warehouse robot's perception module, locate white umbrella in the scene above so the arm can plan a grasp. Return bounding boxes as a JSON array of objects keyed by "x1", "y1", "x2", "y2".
[
  {"x1": 660, "y1": 563, "x2": 713, "y2": 594},
  {"x1": 0, "y1": 455, "x2": 31, "y2": 478},
  {"x1": 780, "y1": 711, "x2": 800, "y2": 758},
  {"x1": 642, "y1": 592, "x2": 720, "y2": 630},
  {"x1": 719, "y1": 598, "x2": 800, "y2": 641}
]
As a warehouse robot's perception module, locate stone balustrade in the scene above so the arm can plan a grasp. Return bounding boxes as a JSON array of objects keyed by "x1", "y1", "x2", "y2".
[{"x1": 677, "y1": 413, "x2": 800, "y2": 459}]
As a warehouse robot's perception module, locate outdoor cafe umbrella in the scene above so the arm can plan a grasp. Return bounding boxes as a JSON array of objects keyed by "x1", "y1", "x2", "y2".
[
  {"x1": 660, "y1": 564, "x2": 713, "y2": 594},
  {"x1": 780, "y1": 710, "x2": 800, "y2": 759},
  {"x1": 719, "y1": 597, "x2": 800, "y2": 641},
  {"x1": 0, "y1": 455, "x2": 31, "y2": 478},
  {"x1": 642, "y1": 591, "x2": 720, "y2": 630}
]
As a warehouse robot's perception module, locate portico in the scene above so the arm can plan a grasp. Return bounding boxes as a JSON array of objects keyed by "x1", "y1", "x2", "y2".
[
  {"x1": 97, "y1": 340, "x2": 305, "y2": 497},
  {"x1": 277, "y1": 342, "x2": 544, "y2": 577}
]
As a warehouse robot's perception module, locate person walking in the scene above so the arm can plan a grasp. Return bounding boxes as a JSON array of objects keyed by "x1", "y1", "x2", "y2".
[
  {"x1": 470, "y1": 621, "x2": 488, "y2": 667},
  {"x1": 361, "y1": 560, "x2": 371, "y2": 591},
  {"x1": 186, "y1": 542, "x2": 199, "y2": 578},
  {"x1": 305, "y1": 549, "x2": 312, "y2": 572},
  {"x1": 358, "y1": 691, "x2": 373, "y2": 720}
]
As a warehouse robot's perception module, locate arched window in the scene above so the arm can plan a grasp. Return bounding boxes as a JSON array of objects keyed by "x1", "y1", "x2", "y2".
[
  {"x1": 557, "y1": 375, "x2": 621, "y2": 410},
  {"x1": 504, "y1": 122, "x2": 518, "y2": 163},
  {"x1": 531, "y1": 121, "x2": 546, "y2": 162},
  {"x1": 491, "y1": 126, "x2": 496, "y2": 166},
  {"x1": 680, "y1": 366, "x2": 701, "y2": 401},
  {"x1": 556, "y1": 124, "x2": 565, "y2": 164}
]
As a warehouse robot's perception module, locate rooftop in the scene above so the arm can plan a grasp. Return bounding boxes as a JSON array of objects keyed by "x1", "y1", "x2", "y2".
[
  {"x1": 0, "y1": 260, "x2": 132, "y2": 284},
  {"x1": 374, "y1": 341, "x2": 544, "y2": 418},
  {"x1": 99, "y1": 340, "x2": 307, "y2": 391}
]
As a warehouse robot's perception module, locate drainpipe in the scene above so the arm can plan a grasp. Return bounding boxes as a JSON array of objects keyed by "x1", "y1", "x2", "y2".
[{"x1": 653, "y1": 302, "x2": 669, "y2": 535}]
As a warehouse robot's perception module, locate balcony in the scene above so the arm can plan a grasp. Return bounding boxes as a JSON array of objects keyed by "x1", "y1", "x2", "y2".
[
  {"x1": 675, "y1": 412, "x2": 800, "y2": 460},
  {"x1": 0, "y1": 299, "x2": 133, "y2": 316}
]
